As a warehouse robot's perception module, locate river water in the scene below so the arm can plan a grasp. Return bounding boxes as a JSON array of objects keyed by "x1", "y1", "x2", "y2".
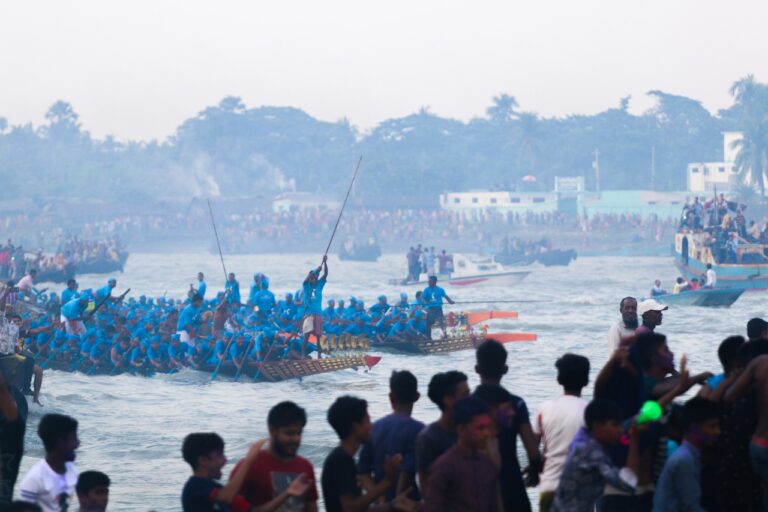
[{"x1": 20, "y1": 253, "x2": 765, "y2": 510}]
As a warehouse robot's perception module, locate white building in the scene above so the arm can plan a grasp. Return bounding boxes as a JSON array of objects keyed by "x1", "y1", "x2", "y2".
[
  {"x1": 439, "y1": 190, "x2": 559, "y2": 214},
  {"x1": 272, "y1": 192, "x2": 340, "y2": 213},
  {"x1": 687, "y1": 131, "x2": 742, "y2": 193}
]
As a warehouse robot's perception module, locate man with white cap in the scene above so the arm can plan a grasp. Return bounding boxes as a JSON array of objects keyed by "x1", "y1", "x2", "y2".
[{"x1": 635, "y1": 299, "x2": 668, "y2": 335}]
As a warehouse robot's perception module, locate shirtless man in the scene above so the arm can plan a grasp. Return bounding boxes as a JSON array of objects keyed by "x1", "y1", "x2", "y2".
[{"x1": 724, "y1": 353, "x2": 768, "y2": 504}]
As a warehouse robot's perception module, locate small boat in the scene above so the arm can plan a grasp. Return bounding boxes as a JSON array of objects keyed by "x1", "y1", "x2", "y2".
[
  {"x1": 651, "y1": 288, "x2": 745, "y2": 308},
  {"x1": 338, "y1": 239, "x2": 382, "y2": 262},
  {"x1": 389, "y1": 254, "x2": 530, "y2": 287},
  {"x1": 495, "y1": 248, "x2": 577, "y2": 267},
  {"x1": 78, "y1": 251, "x2": 130, "y2": 275},
  {"x1": 34, "y1": 251, "x2": 130, "y2": 284}
]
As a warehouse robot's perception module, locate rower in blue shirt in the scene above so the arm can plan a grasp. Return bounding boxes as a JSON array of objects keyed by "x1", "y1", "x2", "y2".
[
  {"x1": 129, "y1": 343, "x2": 149, "y2": 372},
  {"x1": 387, "y1": 314, "x2": 410, "y2": 341},
  {"x1": 177, "y1": 294, "x2": 203, "y2": 344},
  {"x1": 196, "y1": 272, "x2": 207, "y2": 299},
  {"x1": 368, "y1": 296, "x2": 390, "y2": 318},
  {"x1": 323, "y1": 299, "x2": 337, "y2": 320},
  {"x1": 407, "y1": 310, "x2": 429, "y2": 339},
  {"x1": 422, "y1": 275, "x2": 454, "y2": 338},
  {"x1": 61, "y1": 296, "x2": 90, "y2": 336},
  {"x1": 301, "y1": 255, "x2": 328, "y2": 358},
  {"x1": 96, "y1": 278, "x2": 117, "y2": 303},
  {"x1": 147, "y1": 336, "x2": 169, "y2": 372},
  {"x1": 255, "y1": 285, "x2": 276, "y2": 317},
  {"x1": 225, "y1": 273, "x2": 241, "y2": 305},
  {"x1": 61, "y1": 279, "x2": 79, "y2": 304}
]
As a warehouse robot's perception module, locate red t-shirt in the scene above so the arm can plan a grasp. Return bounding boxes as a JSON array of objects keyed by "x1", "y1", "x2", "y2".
[{"x1": 232, "y1": 450, "x2": 318, "y2": 511}]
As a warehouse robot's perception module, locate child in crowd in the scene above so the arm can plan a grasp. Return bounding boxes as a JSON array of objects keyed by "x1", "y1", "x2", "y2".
[
  {"x1": 532, "y1": 353, "x2": 590, "y2": 512},
  {"x1": 18, "y1": 414, "x2": 80, "y2": 512},
  {"x1": 358, "y1": 371, "x2": 424, "y2": 501},
  {"x1": 551, "y1": 400, "x2": 640, "y2": 512},
  {"x1": 75, "y1": 471, "x2": 110, "y2": 512},
  {"x1": 653, "y1": 397, "x2": 720, "y2": 512},
  {"x1": 423, "y1": 396, "x2": 500, "y2": 512},
  {"x1": 181, "y1": 433, "x2": 263, "y2": 512},
  {"x1": 321, "y1": 395, "x2": 416, "y2": 512}
]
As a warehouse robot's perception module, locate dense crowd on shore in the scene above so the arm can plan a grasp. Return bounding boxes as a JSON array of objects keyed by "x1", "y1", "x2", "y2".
[
  {"x1": 1, "y1": 208, "x2": 677, "y2": 251},
  {"x1": 1, "y1": 263, "x2": 768, "y2": 510}
]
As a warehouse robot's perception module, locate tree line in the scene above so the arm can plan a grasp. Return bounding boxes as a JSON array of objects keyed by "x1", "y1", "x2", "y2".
[{"x1": 1, "y1": 76, "x2": 766, "y2": 208}]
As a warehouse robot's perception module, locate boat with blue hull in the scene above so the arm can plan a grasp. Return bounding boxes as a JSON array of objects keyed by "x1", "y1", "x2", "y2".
[
  {"x1": 674, "y1": 232, "x2": 768, "y2": 291},
  {"x1": 652, "y1": 288, "x2": 745, "y2": 308}
]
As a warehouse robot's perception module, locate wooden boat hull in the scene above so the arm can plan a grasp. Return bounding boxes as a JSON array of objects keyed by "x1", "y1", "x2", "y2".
[
  {"x1": 41, "y1": 354, "x2": 381, "y2": 382},
  {"x1": 652, "y1": 289, "x2": 745, "y2": 308},
  {"x1": 675, "y1": 233, "x2": 768, "y2": 290},
  {"x1": 495, "y1": 249, "x2": 577, "y2": 267},
  {"x1": 372, "y1": 332, "x2": 536, "y2": 355}
]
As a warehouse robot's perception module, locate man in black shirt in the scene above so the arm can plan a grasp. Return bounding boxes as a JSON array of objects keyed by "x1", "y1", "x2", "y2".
[
  {"x1": 0, "y1": 370, "x2": 26, "y2": 507},
  {"x1": 322, "y1": 395, "x2": 416, "y2": 512}
]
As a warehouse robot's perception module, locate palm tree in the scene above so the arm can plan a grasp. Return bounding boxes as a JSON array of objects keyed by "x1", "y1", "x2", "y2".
[
  {"x1": 486, "y1": 94, "x2": 519, "y2": 123},
  {"x1": 731, "y1": 121, "x2": 768, "y2": 198},
  {"x1": 729, "y1": 76, "x2": 768, "y2": 199}
]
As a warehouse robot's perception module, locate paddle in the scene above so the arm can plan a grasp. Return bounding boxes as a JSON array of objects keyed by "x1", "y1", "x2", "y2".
[
  {"x1": 211, "y1": 336, "x2": 236, "y2": 381},
  {"x1": 252, "y1": 334, "x2": 283, "y2": 382},
  {"x1": 323, "y1": 156, "x2": 363, "y2": 258},
  {"x1": 233, "y1": 337, "x2": 256, "y2": 382},
  {"x1": 85, "y1": 288, "x2": 131, "y2": 322}
]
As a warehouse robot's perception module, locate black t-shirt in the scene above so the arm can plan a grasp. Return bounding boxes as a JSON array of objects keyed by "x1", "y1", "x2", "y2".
[
  {"x1": 322, "y1": 446, "x2": 360, "y2": 512},
  {"x1": 182, "y1": 476, "x2": 226, "y2": 512}
]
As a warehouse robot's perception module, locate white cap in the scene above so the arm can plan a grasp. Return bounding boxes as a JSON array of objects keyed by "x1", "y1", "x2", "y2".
[{"x1": 638, "y1": 299, "x2": 669, "y2": 316}]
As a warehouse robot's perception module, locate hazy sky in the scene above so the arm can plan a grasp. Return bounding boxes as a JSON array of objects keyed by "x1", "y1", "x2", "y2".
[{"x1": 2, "y1": 0, "x2": 767, "y2": 141}]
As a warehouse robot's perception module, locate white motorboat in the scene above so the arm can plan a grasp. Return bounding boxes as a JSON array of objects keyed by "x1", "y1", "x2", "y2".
[{"x1": 388, "y1": 254, "x2": 530, "y2": 287}]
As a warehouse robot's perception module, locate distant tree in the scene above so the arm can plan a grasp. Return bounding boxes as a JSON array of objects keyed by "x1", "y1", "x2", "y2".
[
  {"x1": 486, "y1": 94, "x2": 519, "y2": 123},
  {"x1": 729, "y1": 76, "x2": 768, "y2": 199},
  {"x1": 0, "y1": 117, "x2": 7, "y2": 133}
]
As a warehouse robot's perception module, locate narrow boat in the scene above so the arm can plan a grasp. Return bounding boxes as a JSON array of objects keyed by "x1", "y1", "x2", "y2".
[
  {"x1": 389, "y1": 254, "x2": 530, "y2": 287},
  {"x1": 651, "y1": 288, "x2": 745, "y2": 308},
  {"x1": 35, "y1": 251, "x2": 130, "y2": 284},
  {"x1": 372, "y1": 331, "x2": 537, "y2": 355},
  {"x1": 675, "y1": 232, "x2": 768, "y2": 290},
  {"x1": 495, "y1": 248, "x2": 577, "y2": 267},
  {"x1": 37, "y1": 353, "x2": 381, "y2": 382}
]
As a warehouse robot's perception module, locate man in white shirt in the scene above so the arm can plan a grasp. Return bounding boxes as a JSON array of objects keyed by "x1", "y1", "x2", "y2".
[
  {"x1": 606, "y1": 297, "x2": 638, "y2": 352},
  {"x1": 18, "y1": 414, "x2": 80, "y2": 512},
  {"x1": 533, "y1": 353, "x2": 590, "y2": 512},
  {"x1": 705, "y1": 263, "x2": 717, "y2": 288}
]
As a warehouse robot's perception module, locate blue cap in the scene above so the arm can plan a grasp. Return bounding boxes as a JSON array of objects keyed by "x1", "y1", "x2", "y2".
[{"x1": 378, "y1": 295, "x2": 386, "y2": 301}]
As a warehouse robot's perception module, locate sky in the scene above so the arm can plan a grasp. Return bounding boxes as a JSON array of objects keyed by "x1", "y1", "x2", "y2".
[{"x1": 1, "y1": 0, "x2": 767, "y2": 141}]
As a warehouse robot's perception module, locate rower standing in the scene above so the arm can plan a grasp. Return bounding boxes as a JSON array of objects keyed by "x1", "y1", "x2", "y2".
[
  {"x1": 423, "y1": 276, "x2": 454, "y2": 339},
  {"x1": 301, "y1": 255, "x2": 328, "y2": 358}
]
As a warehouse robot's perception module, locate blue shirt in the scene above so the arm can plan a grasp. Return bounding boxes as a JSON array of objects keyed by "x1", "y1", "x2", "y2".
[
  {"x1": 358, "y1": 413, "x2": 425, "y2": 500},
  {"x1": 422, "y1": 285, "x2": 447, "y2": 310},
  {"x1": 61, "y1": 288, "x2": 79, "y2": 304},
  {"x1": 225, "y1": 280, "x2": 240, "y2": 303},
  {"x1": 197, "y1": 280, "x2": 207, "y2": 299},
  {"x1": 129, "y1": 347, "x2": 147, "y2": 363},
  {"x1": 177, "y1": 304, "x2": 201, "y2": 331},
  {"x1": 302, "y1": 278, "x2": 326, "y2": 315},
  {"x1": 61, "y1": 299, "x2": 87, "y2": 320},
  {"x1": 653, "y1": 441, "x2": 704, "y2": 512},
  {"x1": 96, "y1": 285, "x2": 112, "y2": 301},
  {"x1": 256, "y1": 290, "x2": 276, "y2": 314},
  {"x1": 388, "y1": 322, "x2": 409, "y2": 337},
  {"x1": 249, "y1": 284, "x2": 260, "y2": 305}
]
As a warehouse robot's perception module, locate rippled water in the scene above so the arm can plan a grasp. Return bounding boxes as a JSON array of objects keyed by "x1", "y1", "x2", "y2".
[{"x1": 20, "y1": 253, "x2": 765, "y2": 510}]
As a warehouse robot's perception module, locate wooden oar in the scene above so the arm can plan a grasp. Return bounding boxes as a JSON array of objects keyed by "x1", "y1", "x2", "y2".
[
  {"x1": 211, "y1": 336, "x2": 236, "y2": 381},
  {"x1": 233, "y1": 337, "x2": 257, "y2": 382}
]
